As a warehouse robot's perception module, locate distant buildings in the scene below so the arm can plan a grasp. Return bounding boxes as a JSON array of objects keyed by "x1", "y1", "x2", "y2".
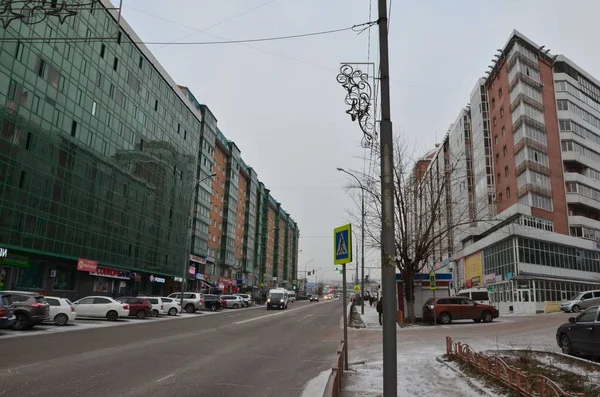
[
  {"x1": 0, "y1": 1, "x2": 298, "y2": 299},
  {"x1": 417, "y1": 30, "x2": 600, "y2": 314}
]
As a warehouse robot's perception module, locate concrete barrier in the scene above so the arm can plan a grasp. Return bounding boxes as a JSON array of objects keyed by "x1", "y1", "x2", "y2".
[{"x1": 544, "y1": 301, "x2": 561, "y2": 314}]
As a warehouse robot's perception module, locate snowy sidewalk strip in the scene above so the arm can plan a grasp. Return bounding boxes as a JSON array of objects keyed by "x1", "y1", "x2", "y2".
[{"x1": 341, "y1": 348, "x2": 503, "y2": 397}]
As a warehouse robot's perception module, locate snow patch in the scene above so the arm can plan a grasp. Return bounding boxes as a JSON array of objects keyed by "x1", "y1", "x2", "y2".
[{"x1": 300, "y1": 368, "x2": 330, "y2": 397}]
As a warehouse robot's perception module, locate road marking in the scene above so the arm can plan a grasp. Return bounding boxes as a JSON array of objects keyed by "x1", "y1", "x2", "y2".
[
  {"x1": 296, "y1": 314, "x2": 314, "y2": 323},
  {"x1": 230, "y1": 303, "x2": 319, "y2": 326},
  {"x1": 156, "y1": 374, "x2": 175, "y2": 382}
]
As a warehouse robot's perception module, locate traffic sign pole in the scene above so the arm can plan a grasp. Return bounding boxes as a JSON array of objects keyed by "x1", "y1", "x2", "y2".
[
  {"x1": 334, "y1": 223, "x2": 352, "y2": 371},
  {"x1": 342, "y1": 263, "x2": 349, "y2": 370}
]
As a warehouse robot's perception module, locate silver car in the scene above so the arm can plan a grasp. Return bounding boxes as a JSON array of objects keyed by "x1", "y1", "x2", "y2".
[
  {"x1": 233, "y1": 294, "x2": 252, "y2": 307},
  {"x1": 167, "y1": 292, "x2": 204, "y2": 313},
  {"x1": 560, "y1": 290, "x2": 600, "y2": 313}
]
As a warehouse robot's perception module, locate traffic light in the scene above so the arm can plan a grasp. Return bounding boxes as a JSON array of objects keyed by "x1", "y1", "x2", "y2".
[
  {"x1": 293, "y1": 285, "x2": 297, "y2": 290},
  {"x1": 308, "y1": 271, "x2": 311, "y2": 276},
  {"x1": 335, "y1": 268, "x2": 339, "y2": 274}
]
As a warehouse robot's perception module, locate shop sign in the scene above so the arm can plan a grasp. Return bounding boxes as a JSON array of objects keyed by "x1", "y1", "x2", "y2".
[
  {"x1": 483, "y1": 272, "x2": 496, "y2": 285},
  {"x1": 150, "y1": 275, "x2": 165, "y2": 283},
  {"x1": 218, "y1": 277, "x2": 233, "y2": 286},
  {"x1": 188, "y1": 266, "x2": 196, "y2": 275},
  {"x1": 0, "y1": 251, "x2": 30, "y2": 268},
  {"x1": 77, "y1": 258, "x2": 98, "y2": 272},
  {"x1": 90, "y1": 266, "x2": 132, "y2": 280},
  {"x1": 195, "y1": 273, "x2": 205, "y2": 280},
  {"x1": 471, "y1": 276, "x2": 480, "y2": 287},
  {"x1": 190, "y1": 255, "x2": 206, "y2": 264},
  {"x1": 206, "y1": 256, "x2": 215, "y2": 263},
  {"x1": 174, "y1": 277, "x2": 183, "y2": 282}
]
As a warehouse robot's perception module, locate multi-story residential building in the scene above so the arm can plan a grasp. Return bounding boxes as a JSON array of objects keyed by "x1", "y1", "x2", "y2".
[
  {"x1": 0, "y1": 1, "x2": 200, "y2": 298},
  {"x1": 422, "y1": 30, "x2": 600, "y2": 314},
  {"x1": 0, "y1": 1, "x2": 299, "y2": 299}
]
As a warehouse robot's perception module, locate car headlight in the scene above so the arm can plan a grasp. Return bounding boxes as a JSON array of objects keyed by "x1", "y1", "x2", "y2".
[{"x1": 267, "y1": 298, "x2": 271, "y2": 303}]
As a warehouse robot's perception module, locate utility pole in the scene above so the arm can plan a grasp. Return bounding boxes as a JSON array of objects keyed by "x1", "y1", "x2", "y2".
[{"x1": 377, "y1": 0, "x2": 397, "y2": 395}]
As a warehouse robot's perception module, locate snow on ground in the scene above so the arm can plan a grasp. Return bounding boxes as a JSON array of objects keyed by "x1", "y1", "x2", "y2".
[
  {"x1": 341, "y1": 345, "x2": 502, "y2": 397},
  {"x1": 300, "y1": 369, "x2": 331, "y2": 397},
  {"x1": 359, "y1": 304, "x2": 381, "y2": 329}
]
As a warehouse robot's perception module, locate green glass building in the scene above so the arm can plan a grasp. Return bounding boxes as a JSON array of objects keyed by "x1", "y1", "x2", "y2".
[{"x1": 0, "y1": 2, "x2": 199, "y2": 297}]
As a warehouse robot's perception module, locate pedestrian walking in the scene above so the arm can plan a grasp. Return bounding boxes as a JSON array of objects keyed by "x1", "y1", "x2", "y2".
[{"x1": 376, "y1": 298, "x2": 383, "y2": 325}]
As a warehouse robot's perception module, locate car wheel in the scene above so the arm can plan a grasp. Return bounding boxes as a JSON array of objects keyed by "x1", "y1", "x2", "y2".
[
  {"x1": 482, "y1": 311, "x2": 493, "y2": 323},
  {"x1": 54, "y1": 313, "x2": 69, "y2": 326},
  {"x1": 13, "y1": 313, "x2": 31, "y2": 330},
  {"x1": 136, "y1": 310, "x2": 146, "y2": 319},
  {"x1": 439, "y1": 312, "x2": 452, "y2": 325},
  {"x1": 571, "y1": 305, "x2": 581, "y2": 313},
  {"x1": 168, "y1": 307, "x2": 177, "y2": 316},
  {"x1": 185, "y1": 304, "x2": 196, "y2": 313},
  {"x1": 560, "y1": 334, "x2": 572, "y2": 355},
  {"x1": 233, "y1": 304, "x2": 239, "y2": 309},
  {"x1": 106, "y1": 311, "x2": 118, "y2": 321},
  {"x1": 267, "y1": 307, "x2": 270, "y2": 310},
  {"x1": 151, "y1": 309, "x2": 159, "y2": 318}
]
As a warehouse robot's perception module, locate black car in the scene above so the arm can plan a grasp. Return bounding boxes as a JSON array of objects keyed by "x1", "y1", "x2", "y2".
[
  {"x1": 556, "y1": 305, "x2": 600, "y2": 358},
  {"x1": 203, "y1": 294, "x2": 223, "y2": 311},
  {"x1": 0, "y1": 294, "x2": 15, "y2": 329},
  {"x1": 310, "y1": 295, "x2": 319, "y2": 302}
]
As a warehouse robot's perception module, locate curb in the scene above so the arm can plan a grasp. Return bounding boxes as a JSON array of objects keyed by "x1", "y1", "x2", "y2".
[{"x1": 435, "y1": 356, "x2": 496, "y2": 397}]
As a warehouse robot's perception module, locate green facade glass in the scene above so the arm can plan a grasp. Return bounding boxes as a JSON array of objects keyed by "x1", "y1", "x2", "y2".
[{"x1": 0, "y1": 5, "x2": 199, "y2": 276}]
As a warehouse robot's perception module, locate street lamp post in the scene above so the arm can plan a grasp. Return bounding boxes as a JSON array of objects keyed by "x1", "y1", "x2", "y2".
[
  {"x1": 180, "y1": 173, "x2": 216, "y2": 310},
  {"x1": 337, "y1": 167, "x2": 366, "y2": 315}
]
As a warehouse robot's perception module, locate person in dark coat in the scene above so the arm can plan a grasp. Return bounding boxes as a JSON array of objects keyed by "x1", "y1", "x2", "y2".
[{"x1": 376, "y1": 298, "x2": 383, "y2": 325}]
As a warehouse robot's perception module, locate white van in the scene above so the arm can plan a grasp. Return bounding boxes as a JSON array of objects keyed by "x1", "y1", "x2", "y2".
[
  {"x1": 287, "y1": 290, "x2": 296, "y2": 303},
  {"x1": 457, "y1": 288, "x2": 490, "y2": 304},
  {"x1": 267, "y1": 288, "x2": 289, "y2": 310}
]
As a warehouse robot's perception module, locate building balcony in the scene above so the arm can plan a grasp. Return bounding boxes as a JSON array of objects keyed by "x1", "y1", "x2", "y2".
[
  {"x1": 509, "y1": 72, "x2": 543, "y2": 94},
  {"x1": 515, "y1": 159, "x2": 550, "y2": 177},
  {"x1": 566, "y1": 193, "x2": 600, "y2": 211},
  {"x1": 507, "y1": 50, "x2": 540, "y2": 74},
  {"x1": 510, "y1": 92, "x2": 544, "y2": 114},
  {"x1": 514, "y1": 137, "x2": 548, "y2": 155},
  {"x1": 512, "y1": 115, "x2": 545, "y2": 137},
  {"x1": 517, "y1": 182, "x2": 552, "y2": 198},
  {"x1": 568, "y1": 215, "x2": 600, "y2": 232}
]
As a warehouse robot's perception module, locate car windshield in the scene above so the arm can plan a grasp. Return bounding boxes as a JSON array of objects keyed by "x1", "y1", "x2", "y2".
[
  {"x1": 269, "y1": 293, "x2": 284, "y2": 299},
  {"x1": 570, "y1": 293, "x2": 583, "y2": 301}
]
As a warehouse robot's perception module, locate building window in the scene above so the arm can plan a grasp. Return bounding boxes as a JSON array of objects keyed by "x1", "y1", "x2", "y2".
[
  {"x1": 502, "y1": 126, "x2": 506, "y2": 136},
  {"x1": 492, "y1": 97, "x2": 496, "y2": 108},
  {"x1": 497, "y1": 173, "x2": 501, "y2": 183},
  {"x1": 506, "y1": 187, "x2": 511, "y2": 198},
  {"x1": 493, "y1": 117, "x2": 497, "y2": 126},
  {"x1": 495, "y1": 135, "x2": 499, "y2": 144},
  {"x1": 71, "y1": 120, "x2": 77, "y2": 137},
  {"x1": 498, "y1": 193, "x2": 503, "y2": 202},
  {"x1": 91, "y1": 101, "x2": 97, "y2": 116},
  {"x1": 100, "y1": 43, "x2": 106, "y2": 58},
  {"x1": 17, "y1": 262, "x2": 45, "y2": 289},
  {"x1": 52, "y1": 264, "x2": 76, "y2": 290},
  {"x1": 499, "y1": 88, "x2": 503, "y2": 99},
  {"x1": 500, "y1": 108, "x2": 505, "y2": 117},
  {"x1": 503, "y1": 145, "x2": 507, "y2": 156},
  {"x1": 113, "y1": 57, "x2": 118, "y2": 71}
]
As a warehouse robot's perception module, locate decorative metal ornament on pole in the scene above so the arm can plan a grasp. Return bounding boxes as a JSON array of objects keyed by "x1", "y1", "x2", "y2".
[{"x1": 336, "y1": 64, "x2": 375, "y2": 149}]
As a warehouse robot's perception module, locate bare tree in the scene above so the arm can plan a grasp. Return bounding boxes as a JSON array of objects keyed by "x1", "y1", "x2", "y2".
[{"x1": 345, "y1": 134, "x2": 495, "y2": 322}]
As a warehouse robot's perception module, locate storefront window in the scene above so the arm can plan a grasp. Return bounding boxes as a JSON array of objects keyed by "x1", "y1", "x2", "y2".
[
  {"x1": 16, "y1": 262, "x2": 46, "y2": 289},
  {"x1": 52, "y1": 264, "x2": 76, "y2": 290},
  {"x1": 93, "y1": 277, "x2": 113, "y2": 293}
]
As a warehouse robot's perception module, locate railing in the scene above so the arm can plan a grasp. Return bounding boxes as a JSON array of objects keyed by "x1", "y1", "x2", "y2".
[
  {"x1": 322, "y1": 341, "x2": 346, "y2": 397},
  {"x1": 445, "y1": 337, "x2": 584, "y2": 397}
]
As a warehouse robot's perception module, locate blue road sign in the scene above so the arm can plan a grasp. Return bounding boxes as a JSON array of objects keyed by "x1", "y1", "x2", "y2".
[{"x1": 334, "y1": 224, "x2": 352, "y2": 265}]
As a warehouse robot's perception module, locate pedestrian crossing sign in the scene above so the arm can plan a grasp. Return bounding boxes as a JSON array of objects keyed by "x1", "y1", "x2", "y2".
[{"x1": 334, "y1": 224, "x2": 352, "y2": 265}]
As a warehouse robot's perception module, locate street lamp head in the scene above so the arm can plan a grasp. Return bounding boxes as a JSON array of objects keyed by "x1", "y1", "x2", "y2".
[
  {"x1": 336, "y1": 167, "x2": 344, "y2": 172},
  {"x1": 210, "y1": 173, "x2": 217, "y2": 177}
]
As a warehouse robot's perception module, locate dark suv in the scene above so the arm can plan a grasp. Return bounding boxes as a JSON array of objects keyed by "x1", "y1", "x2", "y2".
[
  {"x1": 119, "y1": 297, "x2": 152, "y2": 319},
  {"x1": 3, "y1": 291, "x2": 50, "y2": 330},
  {"x1": 203, "y1": 294, "x2": 224, "y2": 311}
]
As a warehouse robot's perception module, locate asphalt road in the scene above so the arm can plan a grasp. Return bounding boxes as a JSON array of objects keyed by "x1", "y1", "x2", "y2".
[{"x1": 0, "y1": 300, "x2": 342, "y2": 397}]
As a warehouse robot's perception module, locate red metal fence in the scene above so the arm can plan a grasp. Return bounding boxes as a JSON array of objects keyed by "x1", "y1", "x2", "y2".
[
  {"x1": 446, "y1": 336, "x2": 584, "y2": 397},
  {"x1": 322, "y1": 341, "x2": 346, "y2": 397}
]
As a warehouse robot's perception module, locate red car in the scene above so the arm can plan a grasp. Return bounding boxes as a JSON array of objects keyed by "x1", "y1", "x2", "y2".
[{"x1": 119, "y1": 297, "x2": 152, "y2": 319}]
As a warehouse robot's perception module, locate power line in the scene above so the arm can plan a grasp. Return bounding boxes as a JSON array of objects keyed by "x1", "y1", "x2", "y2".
[{"x1": 146, "y1": 0, "x2": 282, "y2": 49}]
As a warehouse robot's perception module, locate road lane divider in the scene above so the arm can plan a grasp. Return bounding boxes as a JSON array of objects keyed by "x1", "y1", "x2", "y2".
[{"x1": 230, "y1": 301, "x2": 327, "y2": 326}]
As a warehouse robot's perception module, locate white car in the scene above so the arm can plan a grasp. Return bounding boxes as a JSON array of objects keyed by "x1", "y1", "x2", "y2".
[
  {"x1": 160, "y1": 297, "x2": 181, "y2": 316},
  {"x1": 44, "y1": 296, "x2": 77, "y2": 326},
  {"x1": 233, "y1": 294, "x2": 252, "y2": 307},
  {"x1": 73, "y1": 296, "x2": 130, "y2": 321},
  {"x1": 220, "y1": 295, "x2": 244, "y2": 309},
  {"x1": 146, "y1": 297, "x2": 166, "y2": 317}
]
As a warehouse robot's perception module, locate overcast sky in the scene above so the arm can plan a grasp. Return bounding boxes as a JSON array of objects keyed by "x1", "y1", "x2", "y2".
[{"x1": 116, "y1": 0, "x2": 600, "y2": 283}]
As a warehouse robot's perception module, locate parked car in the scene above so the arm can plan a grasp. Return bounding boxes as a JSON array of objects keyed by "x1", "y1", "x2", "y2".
[
  {"x1": 556, "y1": 305, "x2": 600, "y2": 358},
  {"x1": 423, "y1": 296, "x2": 499, "y2": 324},
  {"x1": 73, "y1": 296, "x2": 130, "y2": 321},
  {"x1": 233, "y1": 294, "x2": 252, "y2": 307},
  {"x1": 2, "y1": 291, "x2": 50, "y2": 330},
  {"x1": 160, "y1": 297, "x2": 180, "y2": 316},
  {"x1": 44, "y1": 296, "x2": 76, "y2": 326},
  {"x1": 560, "y1": 290, "x2": 600, "y2": 313},
  {"x1": 221, "y1": 295, "x2": 244, "y2": 309},
  {"x1": 309, "y1": 295, "x2": 319, "y2": 302},
  {"x1": 166, "y1": 292, "x2": 204, "y2": 313},
  {"x1": 0, "y1": 294, "x2": 15, "y2": 329},
  {"x1": 146, "y1": 297, "x2": 166, "y2": 317},
  {"x1": 203, "y1": 294, "x2": 224, "y2": 311},
  {"x1": 118, "y1": 297, "x2": 152, "y2": 319},
  {"x1": 287, "y1": 290, "x2": 296, "y2": 303}
]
